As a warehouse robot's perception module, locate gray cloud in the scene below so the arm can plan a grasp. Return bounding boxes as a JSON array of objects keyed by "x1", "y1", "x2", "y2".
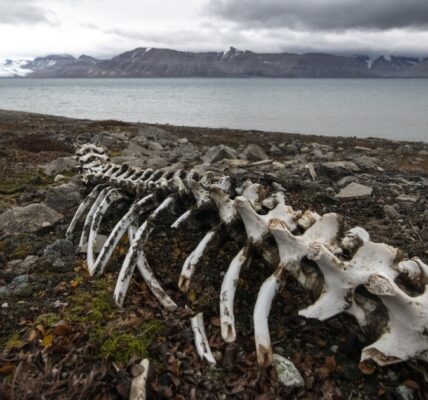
[
  {"x1": 208, "y1": 0, "x2": 428, "y2": 31},
  {"x1": 0, "y1": 0, "x2": 49, "y2": 24}
]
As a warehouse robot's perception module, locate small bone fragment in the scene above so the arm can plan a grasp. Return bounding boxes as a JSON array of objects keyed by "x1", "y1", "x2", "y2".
[
  {"x1": 272, "y1": 354, "x2": 305, "y2": 388},
  {"x1": 191, "y1": 313, "x2": 216, "y2": 365},
  {"x1": 129, "y1": 359, "x2": 150, "y2": 400},
  {"x1": 306, "y1": 162, "x2": 316, "y2": 180}
]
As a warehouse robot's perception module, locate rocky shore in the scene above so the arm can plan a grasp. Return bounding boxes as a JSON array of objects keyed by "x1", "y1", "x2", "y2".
[{"x1": 0, "y1": 109, "x2": 427, "y2": 399}]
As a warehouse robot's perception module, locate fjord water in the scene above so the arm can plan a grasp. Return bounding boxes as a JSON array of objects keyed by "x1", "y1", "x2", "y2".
[{"x1": 0, "y1": 78, "x2": 427, "y2": 141}]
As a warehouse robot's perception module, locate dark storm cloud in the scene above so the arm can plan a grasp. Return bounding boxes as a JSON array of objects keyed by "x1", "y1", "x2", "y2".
[
  {"x1": 208, "y1": 0, "x2": 428, "y2": 31},
  {"x1": 0, "y1": 0, "x2": 49, "y2": 24}
]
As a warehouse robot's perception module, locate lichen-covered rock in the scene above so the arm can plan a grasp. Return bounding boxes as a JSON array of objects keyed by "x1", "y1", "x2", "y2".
[
  {"x1": 241, "y1": 144, "x2": 269, "y2": 161},
  {"x1": 41, "y1": 156, "x2": 76, "y2": 176},
  {"x1": 203, "y1": 145, "x2": 237, "y2": 164},
  {"x1": 0, "y1": 203, "x2": 63, "y2": 235},
  {"x1": 45, "y1": 183, "x2": 82, "y2": 213}
]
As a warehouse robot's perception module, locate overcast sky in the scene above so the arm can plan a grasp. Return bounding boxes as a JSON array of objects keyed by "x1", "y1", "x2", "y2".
[{"x1": 1, "y1": 0, "x2": 428, "y2": 59}]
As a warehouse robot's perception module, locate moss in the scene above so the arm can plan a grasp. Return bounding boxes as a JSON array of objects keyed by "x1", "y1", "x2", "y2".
[
  {"x1": 12, "y1": 242, "x2": 34, "y2": 259},
  {"x1": 34, "y1": 312, "x2": 61, "y2": 327},
  {"x1": 0, "y1": 240, "x2": 7, "y2": 252},
  {"x1": 0, "y1": 173, "x2": 53, "y2": 195},
  {"x1": 63, "y1": 275, "x2": 164, "y2": 365},
  {"x1": 100, "y1": 320, "x2": 163, "y2": 363},
  {"x1": 3, "y1": 332, "x2": 24, "y2": 351}
]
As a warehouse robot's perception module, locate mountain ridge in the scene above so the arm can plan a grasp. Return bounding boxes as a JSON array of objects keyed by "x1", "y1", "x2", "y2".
[{"x1": 1, "y1": 47, "x2": 428, "y2": 78}]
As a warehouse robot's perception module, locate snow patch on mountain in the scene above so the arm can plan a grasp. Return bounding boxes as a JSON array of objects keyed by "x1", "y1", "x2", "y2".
[{"x1": 0, "y1": 59, "x2": 33, "y2": 77}]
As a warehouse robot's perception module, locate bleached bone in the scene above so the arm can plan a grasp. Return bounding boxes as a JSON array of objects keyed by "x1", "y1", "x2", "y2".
[
  {"x1": 178, "y1": 183, "x2": 269, "y2": 293},
  {"x1": 129, "y1": 359, "x2": 150, "y2": 400},
  {"x1": 66, "y1": 184, "x2": 107, "y2": 240},
  {"x1": 92, "y1": 194, "x2": 155, "y2": 276},
  {"x1": 301, "y1": 240, "x2": 400, "y2": 324},
  {"x1": 135, "y1": 252, "x2": 178, "y2": 312},
  {"x1": 361, "y1": 260, "x2": 428, "y2": 365},
  {"x1": 191, "y1": 313, "x2": 216, "y2": 365},
  {"x1": 220, "y1": 195, "x2": 301, "y2": 344},
  {"x1": 87, "y1": 189, "x2": 127, "y2": 275},
  {"x1": 114, "y1": 196, "x2": 176, "y2": 306},
  {"x1": 220, "y1": 245, "x2": 253, "y2": 343},
  {"x1": 78, "y1": 187, "x2": 111, "y2": 252},
  {"x1": 252, "y1": 213, "x2": 341, "y2": 366},
  {"x1": 171, "y1": 209, "x2": 193, "y2": 229}
]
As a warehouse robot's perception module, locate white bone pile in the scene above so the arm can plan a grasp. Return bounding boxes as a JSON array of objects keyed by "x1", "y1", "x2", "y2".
[{"x1": 68, "y1": 144, "x2": 428, "y2": 368}]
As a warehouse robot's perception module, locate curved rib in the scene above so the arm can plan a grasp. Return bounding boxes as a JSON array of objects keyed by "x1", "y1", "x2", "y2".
[
  {"x1": 220, "y1": 245, "x2": 253, "y2": 343},
  {"x1": 254, "y1": 267, "x2": 284, "y2": 367},
  {"x1": 113, "y1": 196, "x2": 175, "y2": 306},
  {"x1": 136, "y1": 252, "x2": 178, "y2": 312},
  {"x1": 78, "y1": 187, "x2": 110, "y2": 252},
  {"x1": 92, "y1": 194, "x2": 155, "y2": 276},
  {"x1": 87, "y1": 189, "x2": 126, "y2": 275},
  {"x1": 178, "y1": 226, "x2": 220, "y2": 292},
  {"x1": 171, "y1": 209, "x2": 193, "y2": 229},
  {"x1": 66, "y1": 184, "x2": 106, "y2": 240}
]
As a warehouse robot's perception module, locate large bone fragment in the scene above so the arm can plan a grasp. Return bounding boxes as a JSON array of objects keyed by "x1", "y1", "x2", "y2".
[
  {"x1": 191, "y1": 313, "x2": 216, "y2": 365},
  {"x1": 361, "y1": 258, "x2": 428, "y2": 365},
  {"x1": 92, "y1": 194, "x2": 155, "y2": 276},
  {"x1": 87, "y1": 189, "x2": 126, "y2": 275},
  {"x1": 300, "y1": 240, "x2": 399, "y2": 324},
  {"x1": 114, "y1": 196, "x2": 175, "y2": 306}
]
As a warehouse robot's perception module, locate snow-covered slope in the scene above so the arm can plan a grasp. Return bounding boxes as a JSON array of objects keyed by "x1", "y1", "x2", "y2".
[{"x1": 0, "y1": 59, "x2": 33, "y2": 77}]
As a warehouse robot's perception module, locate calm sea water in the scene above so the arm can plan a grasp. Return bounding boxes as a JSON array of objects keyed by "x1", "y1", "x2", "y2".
[{"x1": 0, "y1": 78, "x2": 427, "y2": 141}]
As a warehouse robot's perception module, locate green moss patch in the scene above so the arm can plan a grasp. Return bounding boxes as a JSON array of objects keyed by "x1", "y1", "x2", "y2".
[{"x1": 63, "y1": 276, "x2": 163, "y2": 365}]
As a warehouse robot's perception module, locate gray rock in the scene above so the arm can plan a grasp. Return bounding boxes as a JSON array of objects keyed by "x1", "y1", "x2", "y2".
[
  {"x1": 0, "y1": 203, "x2": 63, "y2": 235},
  {"x1": 336, "y1": 182, "x2": 373, "y2": 199},
  {"x1": 353, "y1": 156, "x2": 379, "y2": 170},
  {"x1": 0, "y1": 275, "x2": 30, "y2": 296},
  {"x1": 44, "y1": 239, "x2": 74, "y2": 258},
  {"x1": 241, "y1": 144, "x2": 269, "y2": 161},
  {"x1": 269, "y1": 144, "x2": 281, "y2": 155},
  {"x1": 384, "y1": 205, "x2": 401, "y2": 219},
  {"x1": 111, "y1": 156, "x2": 146, "y2": 168},
  {"x1": 177, "y1": 138, "x2": 189, "y2": 144},
  {"x1": 203, "y1": 145, "x2": 237, "y2": 164},
  {"x1": 168, "y1": 143, "x2": 201, "y2": 162},
  {"x1": 145, "y1": 140, "x2": 164, "y2": 151},
  {"x1": 323, "y1": 161, "x2": 360, "y2": 173},
  {"x1": 337, "y1": 176, "x2": 356, "y2": 187},
  {"x1": 121, "y1": 141, "x2": 151, "y2": 157},
  {"x1": 40, "y1": 156, "x2": 76, "y2": 176},
  {"x1": 45, "y1": 183, "x2": 82, "y2": 213},
  {"x1": 54, "y1": 174, "x2": 66, "y2": 183},
  {"x1": 144, "y1": 155, "x2": 169, "y2": 169},
  {"x1": 396, "y1": 385, "x2": 415, "y2": 400},
  {"x1": 396, "y1": 194, "x2": 419, "y2": 204}
]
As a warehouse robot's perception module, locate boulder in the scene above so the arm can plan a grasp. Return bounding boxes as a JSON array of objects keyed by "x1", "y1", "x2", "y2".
[
  {"x1": 0, "y1": 203, "x2": 63, "y2": 235},
  {"x1": 144, "y1": 156, "x2": 169, "y2": 169},
  {"x1": 0, "y1": 275, "x2": 30, "y2": 296},
  {"x1": 40, "y1": 156, "x2": 76, "y2": 176},
  {"x1": 320, "y1": 161, "x2": 360, "y2": 179},
  {"x1": 384, "y1": 205, "x2": 401, "y2": 220},
  {"x1": 336, "y1": 182, "x2": 373, "y2": 199},
  {"x1": 45, "y1": 183, "x2": 82, "y2": 213},
  {"x1": 203, "y1": 145, "x2": 237, "y2": 164},
  {"x1": 241, "y1": 144, "x2": 269, "y2": 161},
  {"x1": 269, "y1": 144, "x2": 281, "y2": 155}
]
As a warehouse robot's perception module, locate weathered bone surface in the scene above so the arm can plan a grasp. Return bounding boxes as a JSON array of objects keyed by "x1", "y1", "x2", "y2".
[{"x1": 67, "y1": 144, "x2": 428, "y2": 370}]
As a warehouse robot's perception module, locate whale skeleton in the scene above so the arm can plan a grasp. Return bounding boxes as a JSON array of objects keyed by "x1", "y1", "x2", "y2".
[{"x1": 67, "y1": 143, "x2": 428, "y2": 369}]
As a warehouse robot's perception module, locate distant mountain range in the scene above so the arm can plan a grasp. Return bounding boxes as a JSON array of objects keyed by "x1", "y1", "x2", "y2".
[{"x1": 1, "y1": 47, "x2": 428, "y2": 78}]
